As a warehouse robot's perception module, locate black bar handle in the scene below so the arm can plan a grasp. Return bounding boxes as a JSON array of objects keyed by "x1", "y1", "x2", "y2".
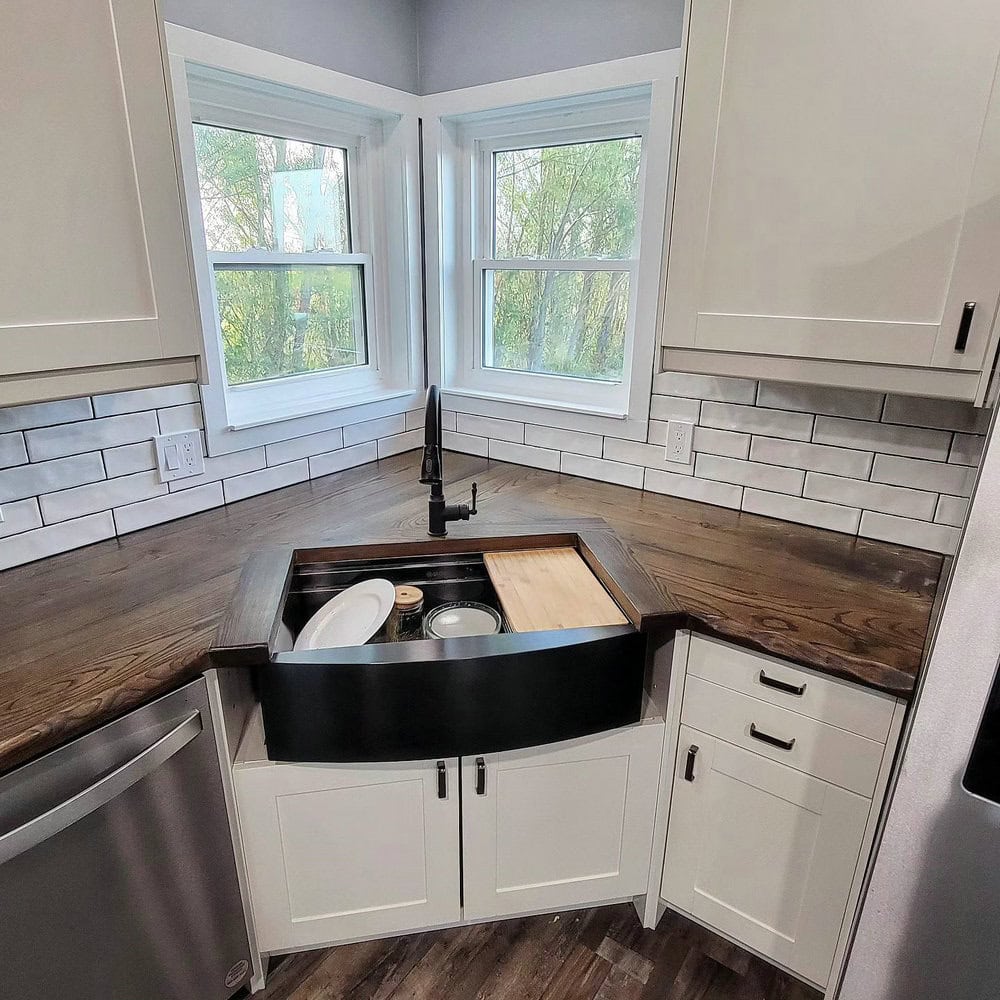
[
  {"x1": 956, "y1": 301, "x2": 976, "y2": 352},
  {"x1": 437, "y1": 760, "x2": 447, "y2": 799},
  {"x1": 475, "y1": 757, "x2": 486, "y2": 795},
  {"x1": 684, "y1": 745, "x2": 699, "y2": 781},
  {"x1": 758, "y1": 670, "x2": 806, "y2": 697},
  {"x1": 750, "y1": 723, "x2": 796, "y2": 751}
]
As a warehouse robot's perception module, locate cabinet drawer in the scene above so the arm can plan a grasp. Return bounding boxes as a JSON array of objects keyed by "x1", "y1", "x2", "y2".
[
  {"x1": 688, "y1": 635, "x2": 896, "y2": 742},
  {"x1": 681, "y1": 675, "x2": 885, "y2": 797}
]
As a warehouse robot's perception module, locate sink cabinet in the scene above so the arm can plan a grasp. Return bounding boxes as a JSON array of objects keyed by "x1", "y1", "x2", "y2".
[
  {"x1": 234, "y1": 752, "x2": 461, "y2": 953},
  {"x1": 233, "y1": 718, "x2": 664, "y2": 954},
  {"x1": 461, "y1": 722, "x2": 664, "y2": 921}
]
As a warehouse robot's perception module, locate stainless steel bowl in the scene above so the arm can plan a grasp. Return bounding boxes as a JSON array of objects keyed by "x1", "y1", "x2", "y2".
[{"x1": 423, "y1": 601, "x2": 502, "y2": 639}]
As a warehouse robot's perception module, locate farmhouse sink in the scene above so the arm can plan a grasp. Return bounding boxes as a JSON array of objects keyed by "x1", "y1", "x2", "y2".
[{"x1": 210, "y1": 525, "x2": 674, "y2": 763}]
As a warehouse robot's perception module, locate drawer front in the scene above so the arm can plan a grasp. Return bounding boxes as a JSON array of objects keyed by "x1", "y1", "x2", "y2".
[
  {"x1": 688, "y1": 635, "x2": 896, "y2": 742},
  {"x1": 681, "y1": 675, "x2": 885, "y2": 797}
]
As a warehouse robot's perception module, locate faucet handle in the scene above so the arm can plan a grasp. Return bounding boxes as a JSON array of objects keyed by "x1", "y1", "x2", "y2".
[{"x1": 470, "y1": 482, "x2": 478, "y2": 516}]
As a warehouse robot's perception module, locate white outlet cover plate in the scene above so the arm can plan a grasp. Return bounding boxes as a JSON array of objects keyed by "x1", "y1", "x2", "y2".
[
  {"x1": 154, "y1": 431, "x2": 205, "y2": 483},
  {"x1": 665, "y1": 420, "x2": 694, "y2": 465}
]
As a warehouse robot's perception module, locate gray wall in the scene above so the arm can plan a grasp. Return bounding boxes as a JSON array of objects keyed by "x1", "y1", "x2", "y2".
[
  {"x1": 162, "y1": 0, "x2": 420, "y2": 92},
  {"x1": 416, "y1": 0, "x2": 685, "y2": 94}
]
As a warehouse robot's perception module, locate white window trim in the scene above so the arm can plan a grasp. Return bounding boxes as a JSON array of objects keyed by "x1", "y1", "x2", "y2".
[
  {"x1": 166, "y1": 25, "x2": 424, "y2": 455},
  {"x1": 423, "y1": 51, "x2": 680, "y2": 440}
]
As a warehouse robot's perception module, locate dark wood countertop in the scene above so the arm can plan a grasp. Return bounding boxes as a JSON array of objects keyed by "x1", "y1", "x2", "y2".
[{"x1": 0, "y1": 450, "x2": 943, "y2": 773}]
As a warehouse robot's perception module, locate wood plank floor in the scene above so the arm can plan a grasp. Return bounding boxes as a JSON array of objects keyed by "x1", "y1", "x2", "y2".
[{"x1": 251, "y1": 904, "x2": 822, "y2": 1000}]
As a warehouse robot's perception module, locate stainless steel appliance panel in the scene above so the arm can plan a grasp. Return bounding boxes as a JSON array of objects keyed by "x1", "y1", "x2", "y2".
[{"x1": 0, "y1": 677, "x2": 252, "y2": 1000}]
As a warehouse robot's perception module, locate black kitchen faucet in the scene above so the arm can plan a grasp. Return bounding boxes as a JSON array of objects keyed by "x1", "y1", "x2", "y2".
[{"x1": 420, "y1": 385, "x2": 478, "y2": 536}]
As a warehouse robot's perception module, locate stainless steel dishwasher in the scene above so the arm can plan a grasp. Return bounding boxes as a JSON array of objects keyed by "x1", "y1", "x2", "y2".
[{"x1": 0, "y1": 677, "x2": 253, "y2": 1000}]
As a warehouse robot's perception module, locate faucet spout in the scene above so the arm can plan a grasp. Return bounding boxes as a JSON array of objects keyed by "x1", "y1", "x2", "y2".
[{"x1": 421, "y1": 385, "x2": 478, "y2": 536}]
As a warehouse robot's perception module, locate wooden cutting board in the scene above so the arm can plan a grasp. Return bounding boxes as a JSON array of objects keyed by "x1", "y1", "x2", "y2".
[{"x1": 484, "y1": 547, "x2": 629, "y2": 632}]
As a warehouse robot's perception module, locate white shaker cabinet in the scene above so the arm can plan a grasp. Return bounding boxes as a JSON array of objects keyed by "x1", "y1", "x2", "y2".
[
  {"x1": 661, "y1": 0, "x2": 1000, "y2": 402},
  {"x1": 0, "y1": 0, "x2": 201, "y2": 406},
  {"x1": 662, "y1": 725, "x2": 870, "y2": 987},
  {"x1": 234, "y1": 757, "x2": 461, "y2": 953},
  {"x1": 462, "y1": 722, "x2": 663, "y2": 921}
]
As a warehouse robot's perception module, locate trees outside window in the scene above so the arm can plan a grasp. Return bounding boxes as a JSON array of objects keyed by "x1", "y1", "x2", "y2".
[
  {"x1": 193, "y1": 124, "x2": 367, "y2": 387},
  {"x1": 486, "y1": 137, "x2": 642, "y2": 382}
]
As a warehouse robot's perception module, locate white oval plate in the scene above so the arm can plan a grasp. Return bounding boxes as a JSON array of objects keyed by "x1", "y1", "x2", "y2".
[{"x1": 293, "y1": 578, "x2": 396, "y2": 651}]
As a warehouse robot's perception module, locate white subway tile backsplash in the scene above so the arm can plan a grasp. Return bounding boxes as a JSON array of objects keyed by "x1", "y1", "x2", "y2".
[
  {"x1": 871, "y1": 454, "x2": 975, "y2": 497},
  {"x1": 40, "y1": 471, "x2": 167, "y2": 524},
  {"x1": 114, "y1": 483, "x2": 224, "y2": 535},
  {"x1": 442, "y1": 430, "x2": 488, "y2": 457},
  {"x1": 749, "y1": 437, "x2": 873, "y2": 479},
  {"x1": 405, "y1": 408, "x2": 455, "y2": 432},
  {"x1": 859, "y1": 511, "x2": 961, "y2": 555},
  {"x1": 804, "y1": 472, "x2": 937, "y2": 520},
  {"x1": 653, "y1": 372, "x2": 756, "y2": 404},
  {"x1": 265, "y1": 428, "x2": 344, "y2": 466},
  {"x1": 882, "y1": 395, "x2": 990, "y2": 433},
  {"x1": 223, "y1": 460, "x2": 309, "y2": 504},
  {"x1": 742, "y1": 489, "x2": 862, "y2": 534},
  {"x1": 0, "y1": 432, "x2": 28, "y2": 469},
  {"x1": 377, "y1": 430, "x2": 423, "y2": 459},
  {"x1": 643, "y1": 468, "x2": 742, "y2": 508},
  {"x1": 0, "y1": 397, "x2": 93, "y2": 433},
  {"x1": 442, "y1": 409, "x2": 458, "y2": 432},
  {"x1": 103, "y1": 441, "x2": 157, "y2": 478},
  {"x1": 93, "y1": 383, "x2": 199, "y2": 417},
  {"x1": 169, "y1": 447, "x2": 266, "y2": 492},
  {"x1": 603, "y1": 437, "x2": 693, "y2": 475},
  {"x1": 456, "y1": 412, "x2": 524, "y2": 443},
  {"x1": 0, "y1": 453, "x2": 105, "y2": 503},
  {"x1": 692, "y1": 426, "x2": 751, "y2": 460},
  {"x1": 695, "y1": 454, "x2": 804, "y2": 495},
  {"x1": 524, "y1": 424, "x2": 603, "y2": 458},
  {"x1": 343, "y1": 414, "x2": 405, "y2": 446},
  {"x1": 649, "y1": 394, "x2": 702, "y2": 423},
  {"x1": 700, "y1": 402, "x2": 813, "y2": 441},
  {"x1": 560, "y1": 453, "x2": 644, "y2": 489},
  {"x1": 26, "y1": 412, "x2": 157, "y2": 461},
  {"x1": 935, "y1": 495, "x2": 970, "y2": 528},
  {"x1": 813, "y1": 416, "x2": 951, "y2": 460},
  {"x1": 757, "y1": 383, "x2": 884, "y2": 420},
  {"x1": 309, "y1": 441, "x2": 378, "y2": 479},
  {"x1": 488, "y1": 439, "x2": 560, "y2": 471},
  {"x1": 0, "y1": 499, "x2": 43, "y2": 539},
  {"x1": 949, "y1": 433, "x2": 986, "y2": 466},
  {"x1": 157, "y1": 402, "x2": 204, "y2": 433},
  {"x1": 0, "y1": 512, "x2": 116, "y2": 571}
]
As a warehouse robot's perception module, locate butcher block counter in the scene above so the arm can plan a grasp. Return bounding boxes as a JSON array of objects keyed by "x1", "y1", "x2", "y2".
[{"x1": 0, "y1": 450, "x2": 944, "y2": 773}]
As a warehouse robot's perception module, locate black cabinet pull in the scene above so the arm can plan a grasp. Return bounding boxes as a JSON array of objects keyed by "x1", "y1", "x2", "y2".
[
  {"x1": 475, "y1": 757, "x2": 487, "y2": 795},
  {"x1": 758, "y1": 670, "x2": 806, "y2": 696},
  {"x1": 684, "y1": 745, "x2": 699, "y2": 782},
  {"x1": 956, "y1": 301, "x2": 976, "y2": 352},
  {"x1": 750, "y1": 723, "x2": 796, "y2": 751},
  {"x1": 437, "y1": 760, "x2": 447, "y2": 799}
]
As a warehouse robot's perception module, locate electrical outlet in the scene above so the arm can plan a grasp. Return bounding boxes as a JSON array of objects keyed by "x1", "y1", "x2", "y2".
[
  {"x1": 665, "y1": 420, "x2": 694, "y2": 464},
  {"x1": 154, "y1": 431, "x2": 205, "y2": 483}
]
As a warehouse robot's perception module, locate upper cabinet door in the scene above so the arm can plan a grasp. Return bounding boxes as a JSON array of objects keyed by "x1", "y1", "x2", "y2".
[
  {"x1": 662, "y1": 0, "x2": 1000, "y2": 380},
  {"x1": 0, "y1": 0, "x2": 199, "y2": 385}
]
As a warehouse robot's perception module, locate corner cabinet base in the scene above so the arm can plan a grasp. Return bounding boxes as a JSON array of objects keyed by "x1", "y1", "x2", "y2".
[{"x1": 233, "y1": 717, "x2": 665, "y2": 957}]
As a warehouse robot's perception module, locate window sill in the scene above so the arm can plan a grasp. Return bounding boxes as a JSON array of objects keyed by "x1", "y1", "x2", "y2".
[
  {"x1": 226, "y1": 386, "x2": 415, "y2": 431},
  {"x1": 441, "y1": 385, "x2": 629, "y2": 420}
]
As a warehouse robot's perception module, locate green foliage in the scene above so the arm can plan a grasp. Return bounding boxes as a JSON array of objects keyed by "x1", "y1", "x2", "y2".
[
  {"x1": 194, "y1": 124, "x2": 360, "y2": 385},
  {"x1": 490, "y1": 137, "x2": 641, "y2": 381}
]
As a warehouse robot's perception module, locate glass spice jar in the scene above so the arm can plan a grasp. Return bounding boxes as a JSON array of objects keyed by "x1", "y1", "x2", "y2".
[{"x1": 387, "y1": 585, "x2": 424, "y2": 642}]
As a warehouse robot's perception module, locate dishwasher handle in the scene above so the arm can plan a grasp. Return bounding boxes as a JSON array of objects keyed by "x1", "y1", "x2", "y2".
[{"x1": 0, "y1": 711, "x2": 202, "y2": 866}]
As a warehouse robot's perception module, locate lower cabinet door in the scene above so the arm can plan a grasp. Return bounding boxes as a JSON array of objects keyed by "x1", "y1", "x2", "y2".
[
  {"x1": 661, "y1": 726, "x2": 870, "y2": 987},
  {"x1": 233, "y1": 758, "x2": 461, "y2": 953},
  {"x1": 461, "y1": 722, "x2": 663, "y2": 921}
]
